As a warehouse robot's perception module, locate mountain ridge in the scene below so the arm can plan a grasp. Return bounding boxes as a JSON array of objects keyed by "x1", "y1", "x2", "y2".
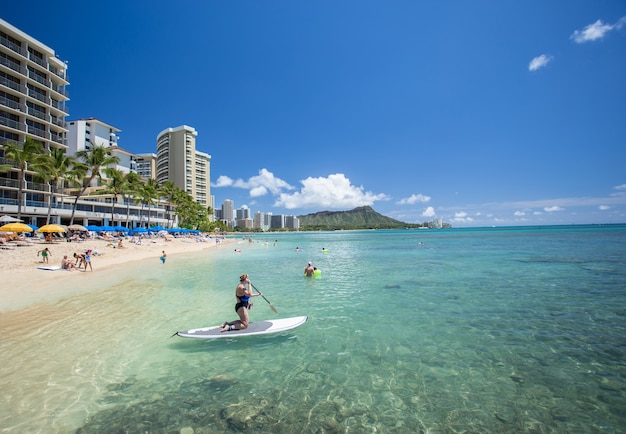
[{"x1": 297, "y1": 206, "x2": 422, "y2": 230}]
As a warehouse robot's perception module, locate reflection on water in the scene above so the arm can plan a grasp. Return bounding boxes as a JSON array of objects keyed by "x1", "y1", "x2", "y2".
[{"x1": 1, "y1": 227, "x2": 626, "y2": 432}]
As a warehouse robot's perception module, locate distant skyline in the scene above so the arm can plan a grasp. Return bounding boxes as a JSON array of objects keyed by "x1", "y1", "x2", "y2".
[{"x1": 3, "y1": 1, "x2": 626, "y2": 227}]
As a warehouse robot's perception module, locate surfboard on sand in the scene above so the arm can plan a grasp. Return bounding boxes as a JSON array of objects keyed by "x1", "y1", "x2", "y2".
[
  {"x1": 175, "y1": 315, "x2": 308, "y2": 339},
  {"x1": 37, "y1": 265, "x2": 62, "y2": 271}
]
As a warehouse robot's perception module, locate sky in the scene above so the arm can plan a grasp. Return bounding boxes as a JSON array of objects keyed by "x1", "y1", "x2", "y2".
[{"x1": 3, "y1": 1, "x2": 626, "y2": 227}]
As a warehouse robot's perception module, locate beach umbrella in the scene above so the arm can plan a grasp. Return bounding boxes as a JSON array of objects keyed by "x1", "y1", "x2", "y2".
[
  {"x1": 0, "y1": 222, "x2": 34, "y2": 232},
  {"x1": 27, "y1": 224, "x2": 39, "y2": 231},
  {"x1": 0, "y1": 215, "x2": 23, "y2": 223},
  {"x1": 68, "y1": 224, "x2": 88, "y2": 231},
  {"x1": 37, "y1": 224, "x2": 66, "y2": 233},
  {"x1": 113, "y1": 225, "x2": 130, "y2": 232},
  {"x1": 86, "y1": 225, "x2": 102, "y2": 231},
  {"x1": 132, "y1": 227, "x2": 148, "y2": 234}
]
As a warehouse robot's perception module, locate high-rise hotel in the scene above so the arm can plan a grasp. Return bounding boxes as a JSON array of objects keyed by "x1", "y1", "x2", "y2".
[
  {"x1": 156, "y1": 125, "x2": 212, "y2": 209},
  {"x1": 0, "y1": 18, "x2": 69, "y2": 219},
  {"x1": 1, "y1": 18, "x2": 214, "y2": 226}
]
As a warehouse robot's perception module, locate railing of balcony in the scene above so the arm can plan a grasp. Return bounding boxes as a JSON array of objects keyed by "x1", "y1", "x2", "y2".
[
  {"x1": 28, "y1": 90, "x2": 47, "y2": 103},
  {"x1": 51, "y1": 133, "x2": 63, "y2": 144},
  {"x1": 0, "y1": 177, "x2": 49, "y2": 192},
  {"x1": 0, "y1": 95, "x2": 20, "y2": 110},
  {"x1": 0, "y1": 35, "x2": 25, "y2": 56},
  {"x1": 0, "y1": 75, "x2": 22, "y2": 92},
  {"x1": 0, "y1": 116, "x2": 24, "y2": 131},
  {"x1": 0, "y1": 197, "x2": 18, "y2": 206},
  {"x1": 28, "y1": 108, "x2": 47, "y2": 121},
  {"x1": 28, "y1": 53, "x2": 46, "y2": 68},
  {"x1": 27, "y1": 125, "x2": 47, "y2": 139},
  {"x1": 0, "y1": 55, "x2": 22, "y2": 74}
]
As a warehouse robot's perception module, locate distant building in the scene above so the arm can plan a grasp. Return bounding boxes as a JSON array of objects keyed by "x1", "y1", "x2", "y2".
[
  {"x1": 221, "y1": 199, "x2": 234, "y2": 227},
  {"x1": 156, "y1": 125, "x2": 211, "y2": 207},
  {"x1": 135, "y1": 153, "x2": 157, "y2": 179},
  {"x1": 253, "y1": 211, "x2": 265, "y2": 230}
]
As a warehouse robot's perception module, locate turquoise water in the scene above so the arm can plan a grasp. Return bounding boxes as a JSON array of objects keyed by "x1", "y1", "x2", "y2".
[{"x1": 1, "y1": 226, "x2": 626, "y2": 433}]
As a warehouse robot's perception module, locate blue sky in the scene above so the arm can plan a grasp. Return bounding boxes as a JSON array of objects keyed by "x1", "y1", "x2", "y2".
[{"x1": 4, "y1": 1, "x2": 626, "y2": 227}]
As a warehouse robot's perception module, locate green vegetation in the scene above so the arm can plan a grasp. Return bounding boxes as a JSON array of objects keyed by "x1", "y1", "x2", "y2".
[{"x1": 298, "y1": 206, "x2": 424, "y2": 230}]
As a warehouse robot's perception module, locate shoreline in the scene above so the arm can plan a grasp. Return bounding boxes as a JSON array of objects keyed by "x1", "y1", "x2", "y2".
[{"x1": 0, "y1": 235, "x2": 234, "y2": 312}]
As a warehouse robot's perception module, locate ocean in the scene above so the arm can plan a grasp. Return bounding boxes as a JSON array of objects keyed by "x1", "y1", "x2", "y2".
[{"x1": 1, "y1": 225, "x2": 625, "y2": 433}]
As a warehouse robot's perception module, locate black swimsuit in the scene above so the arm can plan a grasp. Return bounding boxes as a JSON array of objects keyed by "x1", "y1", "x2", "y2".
[{"x1": 235, "y1": 294, "x2": 250, "y2": 312}]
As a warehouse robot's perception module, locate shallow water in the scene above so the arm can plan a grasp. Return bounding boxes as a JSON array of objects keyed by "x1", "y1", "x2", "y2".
[{"x1": 1, "y1": 226, "x2": 626, "y2": 433}]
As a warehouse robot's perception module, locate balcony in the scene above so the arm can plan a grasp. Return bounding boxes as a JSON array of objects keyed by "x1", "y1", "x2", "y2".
[
  {"x1": 0, "y1": 116, "x2": 25, "y2": 131},
  {"x1": 0, "y1": 55, "x2": 23, "y2": 74},
  {"x1": 0, "y1": 75, "x2": 23, "y2": 92},
  {"x1": 0, "y1": 35, "x2": 26, "y2": 56}
]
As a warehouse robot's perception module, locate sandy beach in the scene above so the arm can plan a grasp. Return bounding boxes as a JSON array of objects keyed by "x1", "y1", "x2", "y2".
[{"x1": 0, "y1": 234, "x2": 233, "y2": 312}]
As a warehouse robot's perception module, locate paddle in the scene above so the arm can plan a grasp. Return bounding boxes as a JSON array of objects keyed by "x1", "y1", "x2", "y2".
[{"x1": 251, "y1": 283, "x2": 278, "y2": 313}]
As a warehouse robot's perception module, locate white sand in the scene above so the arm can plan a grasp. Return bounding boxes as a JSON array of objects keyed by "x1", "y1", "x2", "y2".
[{"x1": 0, "y1": 234, "x2": 233, "y2": 312}]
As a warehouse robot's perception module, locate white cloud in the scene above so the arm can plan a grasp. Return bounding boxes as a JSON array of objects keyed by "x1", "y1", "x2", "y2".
[
  {"x1": 514, "y1": 210, "x2": 526, "y2": 216},
  {"x1": 544, "y1": 205, "x2": 564, "y2": 212},
  {"x1": 529, "y1": 54, "x2": 553, "y2": 71},
  {"x1": 570, "y1": 17, "x2": 626, "y2": 43},
  {"x1": 213, "y1": 175, "x2": 234, "y2": 187},
  {"x1": 275, "y1": 173, "x2": 389, "y2": 210},
  {"x1": 614, "y1": 184, "x2": 626, "y2": 191},
  {"x1": 398, "y1": 193, "x2": 431, "y2": 205},
  {"x1": 453, "y1": 211, "x2": 474, "y2": 223},
  {"x1": 422, "y1": 206, "x2": 436, "y2": 218},
  {"x1": 599, "y1": 205, "x2": 610, "y2": 211},
  {"x1": 212, "y1": 168, "x2": 294, "y2": 197}
]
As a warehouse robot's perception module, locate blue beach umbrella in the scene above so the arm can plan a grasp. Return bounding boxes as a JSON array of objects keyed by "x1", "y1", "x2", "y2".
[
  {"x1": 132, "y1": 227, "x2": 148, "y2": 234},
  {"x1": 86, "y1": 225, "x2": 102, "y2": 231},
  {"x1": 26, "y1": 224, "x2": 39, "y2": 231},
  {"x1": 114, "y1": 225, "x2": 130, "y2": 232}
]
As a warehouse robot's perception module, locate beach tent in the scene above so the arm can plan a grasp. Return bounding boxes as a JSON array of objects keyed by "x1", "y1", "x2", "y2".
[{"x1": 0, "y1": 215, "x2": 23, "y2": 223}]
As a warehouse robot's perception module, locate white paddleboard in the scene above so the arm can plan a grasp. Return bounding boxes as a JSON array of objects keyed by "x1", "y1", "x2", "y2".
[{"x1": 175, "y1": 315, "x2": 308, "y2": 339}]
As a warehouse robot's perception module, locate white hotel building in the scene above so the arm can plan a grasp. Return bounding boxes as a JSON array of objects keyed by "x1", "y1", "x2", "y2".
[{"x1": 0, "y1": 19, "x2": 212, "y2": 228}]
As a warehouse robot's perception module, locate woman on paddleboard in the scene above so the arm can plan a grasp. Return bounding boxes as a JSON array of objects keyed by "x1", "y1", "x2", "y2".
[{"x1": 221, "y1": 274, "x2": 263, "y2": 332}]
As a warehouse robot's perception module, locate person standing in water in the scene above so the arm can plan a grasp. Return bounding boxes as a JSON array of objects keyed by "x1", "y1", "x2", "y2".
[
  {"x1": 221, "y1": 274, "x2": 263, "y2": 332},
  {"x1": 304, "y1": 261, "x2": 315, "y2": 276},
  {"x1": 160, "y1": 250, "x2": 167, "y2": 264}
]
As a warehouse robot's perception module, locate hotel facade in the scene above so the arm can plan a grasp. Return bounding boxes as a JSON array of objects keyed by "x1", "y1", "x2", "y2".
[{"x1": 0, "y1": 19, "x2": 213, "y2": 228}]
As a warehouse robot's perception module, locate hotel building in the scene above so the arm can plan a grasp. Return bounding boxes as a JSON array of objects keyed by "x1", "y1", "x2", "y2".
[
  {"x1": 0, "y1": 18, "x2": 69, "y2": 222},
  {"x1": 156, "y1": 125, "x2": 211, "y2": 207}
]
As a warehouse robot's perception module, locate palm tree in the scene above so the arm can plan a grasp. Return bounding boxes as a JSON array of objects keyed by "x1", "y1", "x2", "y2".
[
  {"x1": 93, "y1": 168, "x2": 126, "y2": 225},
  {"x1": 139, "y1": 178, "x2": 159, "y2": 228},
  {"x1": 122, "y1": 171, "x2": 143, "y2": 228},
  {"x1": 160, "y1": 181, "x2": 176, "y2": 228},
  {"x1": 1, "y1": 138, "x2": 50, "y2": 219},
  {"x1": 42, "y1": 147, "x2": 76, "y2": 224},
  {"x1": 69, "y1": 146, "x2": 120, "y2": 225}
]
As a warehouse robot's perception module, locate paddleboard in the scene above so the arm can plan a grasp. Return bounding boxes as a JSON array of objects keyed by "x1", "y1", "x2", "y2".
[
  {"x1": 37, "y1": 265, "x2": 62, "y2": 271},
  {"x1": 175, "y1": 315, "x2": 308, "y2": 339}
]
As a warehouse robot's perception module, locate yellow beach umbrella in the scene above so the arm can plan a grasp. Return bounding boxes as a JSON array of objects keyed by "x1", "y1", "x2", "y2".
[
  {"x1": 0, "y1": 222, "x2": 34, "y2": 233},
  {"x1": 37, "y1": 224, "x2": 67, "y2": 233}
]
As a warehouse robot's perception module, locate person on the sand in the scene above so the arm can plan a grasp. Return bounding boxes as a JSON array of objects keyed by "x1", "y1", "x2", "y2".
[{"x1": 221, "y1": 274, "x2": 263, "y2": 332}]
